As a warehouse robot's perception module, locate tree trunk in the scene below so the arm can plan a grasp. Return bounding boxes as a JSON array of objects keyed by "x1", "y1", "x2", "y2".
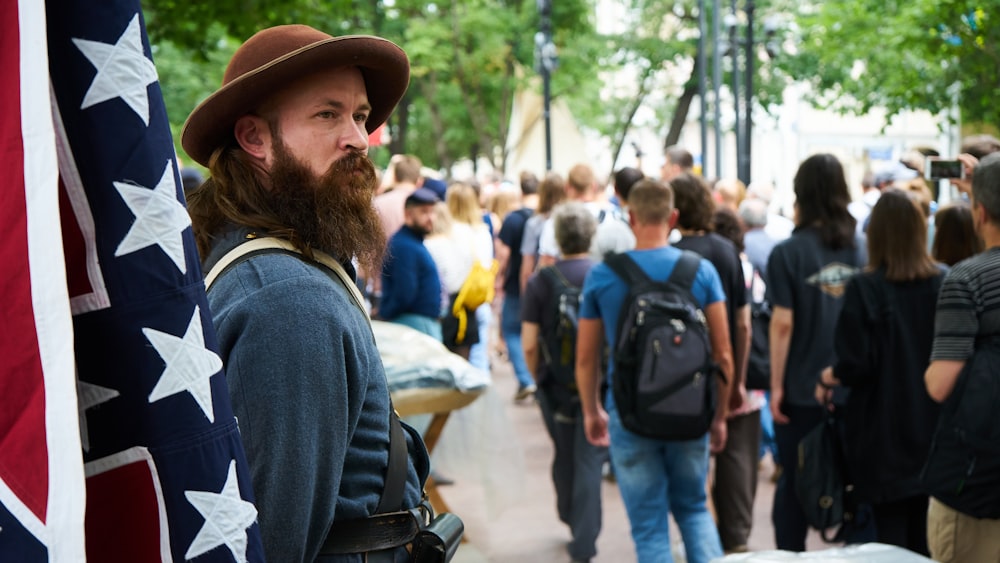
[
  {"x1": 388, "y1": 92, "x2": 409, "y2": 156},
  {"x1": 495, "y1": 54, "x2": 516, "y2": 171},
  {"x1": 420, "y1": 72, "x2": 452, "y2": 173},
  {"x1": 663, "y1": 61, "x2": 699, "y2": 150},
  {"x1": 608, "y1": 68, "x2": 653, "y2": 180}
]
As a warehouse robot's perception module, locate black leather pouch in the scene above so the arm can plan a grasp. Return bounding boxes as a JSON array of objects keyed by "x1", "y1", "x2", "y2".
[{"x1": 410, "y1": 513, "x2": 463, "y2": 563}]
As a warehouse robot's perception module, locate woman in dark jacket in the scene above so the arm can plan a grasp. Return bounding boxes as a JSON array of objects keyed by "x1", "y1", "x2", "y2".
[{"x1": 816, "y1": 188, "x2": 946, "y2": 555}]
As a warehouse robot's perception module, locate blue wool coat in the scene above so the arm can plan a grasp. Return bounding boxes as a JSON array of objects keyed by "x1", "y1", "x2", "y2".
[
  {"x1": 204, "y1": 229, "x2": 429, "y2": 562},
  {"x1": 380, "y1": 225, "x2": 442, "y2": 321}
]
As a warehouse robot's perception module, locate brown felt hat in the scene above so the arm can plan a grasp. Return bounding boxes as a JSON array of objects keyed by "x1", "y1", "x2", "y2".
[{"x1": 181, "y1": 24, "x2": 409, "y2": 167}]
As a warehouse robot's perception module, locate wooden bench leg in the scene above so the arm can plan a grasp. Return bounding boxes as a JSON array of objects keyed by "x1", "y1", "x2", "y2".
[
  {"x1": 420, "y1": 412, "x2": 468, "y2": 542},
  {"x1": 422, "y1": 412, "x2": 451, "y2": 515}
]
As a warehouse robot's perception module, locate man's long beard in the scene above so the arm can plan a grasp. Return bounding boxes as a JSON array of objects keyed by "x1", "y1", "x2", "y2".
[{"x1": 266, "y1": 141, "x2": 386, "y2": 274}]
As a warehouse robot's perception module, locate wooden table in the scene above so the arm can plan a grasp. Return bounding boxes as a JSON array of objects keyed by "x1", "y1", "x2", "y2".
[{"x1": 391, "y1": 386, "x2": 483, "y2": 516}]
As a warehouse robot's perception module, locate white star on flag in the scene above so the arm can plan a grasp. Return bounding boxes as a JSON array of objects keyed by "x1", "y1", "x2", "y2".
[
  {"x1": 73, "y1": 13, "x2": 159, "y2": 125},
  {"x1": 114, "y1": 161, "x2": 192, "y2": 273},
  {"x1": 145, "y1": 306, "x2": 222, "y2": 422},
  {"x1": 77, "y1": 380, "x2": 120, "y2": 452},
  {"x1": 185, "y1": 460, "x2": 258, "y2": 563}
]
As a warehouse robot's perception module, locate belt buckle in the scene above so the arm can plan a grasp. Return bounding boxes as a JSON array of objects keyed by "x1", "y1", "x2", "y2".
[{"x1": 417, "y1": 497, "x2": 435, "y2": 528}]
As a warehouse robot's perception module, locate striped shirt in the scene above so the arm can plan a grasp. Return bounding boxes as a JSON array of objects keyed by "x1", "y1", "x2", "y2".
[{"x1": 930, "y1": 247, "x2": 1000, "y2": 361}]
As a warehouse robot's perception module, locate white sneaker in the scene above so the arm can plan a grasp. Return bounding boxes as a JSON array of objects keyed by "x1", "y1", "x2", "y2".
[{"x1": 514, "y1": 384, "x2": 537, "y2": 401}]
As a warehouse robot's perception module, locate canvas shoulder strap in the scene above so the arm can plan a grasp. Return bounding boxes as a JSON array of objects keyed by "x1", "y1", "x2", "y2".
[
  {"x1": 204, "y1": 236, "x2": 369, "y2": 319},
  {"x1": 204, "y1": 236, "x2": 407, "y2": 513}
]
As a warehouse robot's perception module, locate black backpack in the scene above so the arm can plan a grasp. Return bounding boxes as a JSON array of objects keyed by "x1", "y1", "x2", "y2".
[
  {"x1": 746, "y1": 267, "x2": 771, "y2": 391},
  {"x1": 921, "y1": 337, "x2": 1000, "y2": 518},
  {"x1": 538, "y1": 266, "x2": 581, "y2": 392},
  {"x1": 605, "y1": 251, "x2": 720, "y2": 441}
]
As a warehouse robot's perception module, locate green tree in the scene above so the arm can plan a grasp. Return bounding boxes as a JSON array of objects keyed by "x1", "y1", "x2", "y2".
[
  {"x1": 777, "y1": 0, "x2": 1000, "y2": 130},
  {"x1": 151, "y1": 25, "x2": 237, "y2": 166},
  {"x1": 145, "y1": 0, "x2": 594, "y2": 172},
  {"x1": 146, "y1": 0, "x2": 793, "y2": 177},
  {"x1": 560, "y1": 0, "x2": 793, "y2": 176}
]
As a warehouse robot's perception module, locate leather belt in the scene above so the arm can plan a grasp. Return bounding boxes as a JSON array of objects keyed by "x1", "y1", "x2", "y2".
[{"x1": 320, "y1": 508, "x2": 424, "y2": 555}]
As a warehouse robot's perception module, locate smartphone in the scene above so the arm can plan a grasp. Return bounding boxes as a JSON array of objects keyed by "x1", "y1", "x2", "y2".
[{"x1": 925, "y1": 158, "x2": 965, "y2": 180}]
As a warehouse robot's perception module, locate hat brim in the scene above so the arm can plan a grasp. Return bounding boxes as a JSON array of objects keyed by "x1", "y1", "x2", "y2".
[{"x1": 181, "y1": 35, "x2": 408, "y2": 167}]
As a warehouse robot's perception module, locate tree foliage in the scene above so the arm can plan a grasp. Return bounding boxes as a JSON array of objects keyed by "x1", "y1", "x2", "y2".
[
  {"x1": 146, "y1": 0, "x2": 592, "y2": 171},
  {"x1": 146, "y1": 0, "x2": 794, "y2": 175},
  {"x1": 777, "y1": 0, "x2": 1000, "y2": 129}
]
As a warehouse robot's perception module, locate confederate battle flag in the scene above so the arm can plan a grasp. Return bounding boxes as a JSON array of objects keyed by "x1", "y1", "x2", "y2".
[{"x1": 0, "y1": 1, "x2": 265, "y2": 561}]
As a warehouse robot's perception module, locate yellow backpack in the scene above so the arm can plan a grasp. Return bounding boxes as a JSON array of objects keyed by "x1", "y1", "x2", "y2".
[{"x1": 451, "y1": 259, "x2": 499, "y2": 344}]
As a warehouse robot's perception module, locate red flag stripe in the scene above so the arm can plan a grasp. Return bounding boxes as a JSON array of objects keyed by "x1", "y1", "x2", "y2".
[
  {"x1": 0, "y1": 0, "x2": 49, "y2": 529},
  {"x1": 85, "y1": 447, "x2": 171, "y2": 562},
  {"x1": 0, "y1": 0, "x2": 86, "y2": 558},
  {"x1": 52, "y1": 102, "x2": 110, "y2": 314}
]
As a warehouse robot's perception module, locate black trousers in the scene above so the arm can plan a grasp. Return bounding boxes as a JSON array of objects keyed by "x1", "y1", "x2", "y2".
[
  {"x1": 873, "y1": 495, "x2": 930, "y2": 556},
  {"x1": 537, "y1": 387, "x2": 608, "y2": 560}
]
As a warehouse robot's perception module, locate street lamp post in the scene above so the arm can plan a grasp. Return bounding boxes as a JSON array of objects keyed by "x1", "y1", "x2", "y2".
[
  {"x1": 712, "y1": 0, "x2": 722, "y2": 180},
  {"x1": 726, "y1": 3, "x2": 743, "y2": 184},
  {"x1": 741, "y1": 0, "x2": 755, "y2": 184},
  {"x1": 536, "y1": 0, "x2": 557, "y2": 172},
  {"x1": 698, "y1": 0, "x2": 708, "y2": 176},
  {"x1": 724, "y1": 1, "x2": 776, "y2": 186}
]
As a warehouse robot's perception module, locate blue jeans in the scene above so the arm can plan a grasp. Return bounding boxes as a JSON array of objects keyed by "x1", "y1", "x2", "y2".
[
  {"x1": 607, "y1": 398, "x2": 722, "y2": 563},
  {"x1": 759, "y1": 392, "x2": 778, "y2": 460},
  {"x1": 468, "y1": 304, "x2": 491, "y2": 373},
  {"x1": 501, "y1": 295, "x2": 534, "y2": 388}
]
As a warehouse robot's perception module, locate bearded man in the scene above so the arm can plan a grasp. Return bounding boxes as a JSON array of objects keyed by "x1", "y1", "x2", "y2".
[
  {"x1": 378, "y1": 188, "x2": 444, "y2": 339},
  {"x1": 182, "y1": 25, "x2": 429, "y2": 562}
]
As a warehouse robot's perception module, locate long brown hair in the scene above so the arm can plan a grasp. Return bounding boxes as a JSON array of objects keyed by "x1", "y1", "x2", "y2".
[
  {"x1": 537, "y1": 172, "x2": 566, "y2": 215},
  {"x1": 186, "y1": 139, "x2": 385, "y2": 273},
  {"x1": 793, "y1": 154, "x2": 857, "y2": 250},
  {"x1": 866, "y1": 189, "x2": 939, "y2": 281},
  {"x1": 186, "y1": 143, "x2": 289, "y2": 259}
]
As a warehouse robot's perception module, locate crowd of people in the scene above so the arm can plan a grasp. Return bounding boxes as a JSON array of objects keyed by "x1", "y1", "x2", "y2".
[
  {"x1": 366, "y1": 136, "x2": 1000, "y2": 563},
  {"x1": 176, "y1": 20, "x2": 1000, "y2": 563}
]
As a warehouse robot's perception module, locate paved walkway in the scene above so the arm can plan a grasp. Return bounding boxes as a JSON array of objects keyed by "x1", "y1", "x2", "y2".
[{"x1": 440, "y1": 355, "x2": 825, "y2": 563}]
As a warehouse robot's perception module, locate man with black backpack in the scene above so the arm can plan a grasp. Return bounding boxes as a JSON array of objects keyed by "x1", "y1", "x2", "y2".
[
  {"x1": 923, "y1": 151, "x2": 1000, "y2": 563},
  {"x1": 576, "y1": 179, "x2": 734, "y2": 563},
  {"x1": 522, "y1": 202, "x2": 606, "y2": 563}
]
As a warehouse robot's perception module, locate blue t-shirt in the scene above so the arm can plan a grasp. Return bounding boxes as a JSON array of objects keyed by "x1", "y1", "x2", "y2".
[{"x1": 580, "y1": 246, "x2": 726, "y2": 380}]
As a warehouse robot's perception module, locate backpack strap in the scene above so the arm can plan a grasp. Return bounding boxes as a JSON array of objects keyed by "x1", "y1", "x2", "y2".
[
  {"x1": 604, "y1": 252, "x2": 652, "y2": 286},
  {"x1": 540, "y1": 264, "x2": 572, "y2": 292},
  {"x1": 666, "y1": 250, "x2": 702, "y2": 290},
  {"x1": 205, "y1": 236, "x2": 409, "y2": 514},
  {"x1": 605, "y1": 250, "x2": 701, "y2": 290}
]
